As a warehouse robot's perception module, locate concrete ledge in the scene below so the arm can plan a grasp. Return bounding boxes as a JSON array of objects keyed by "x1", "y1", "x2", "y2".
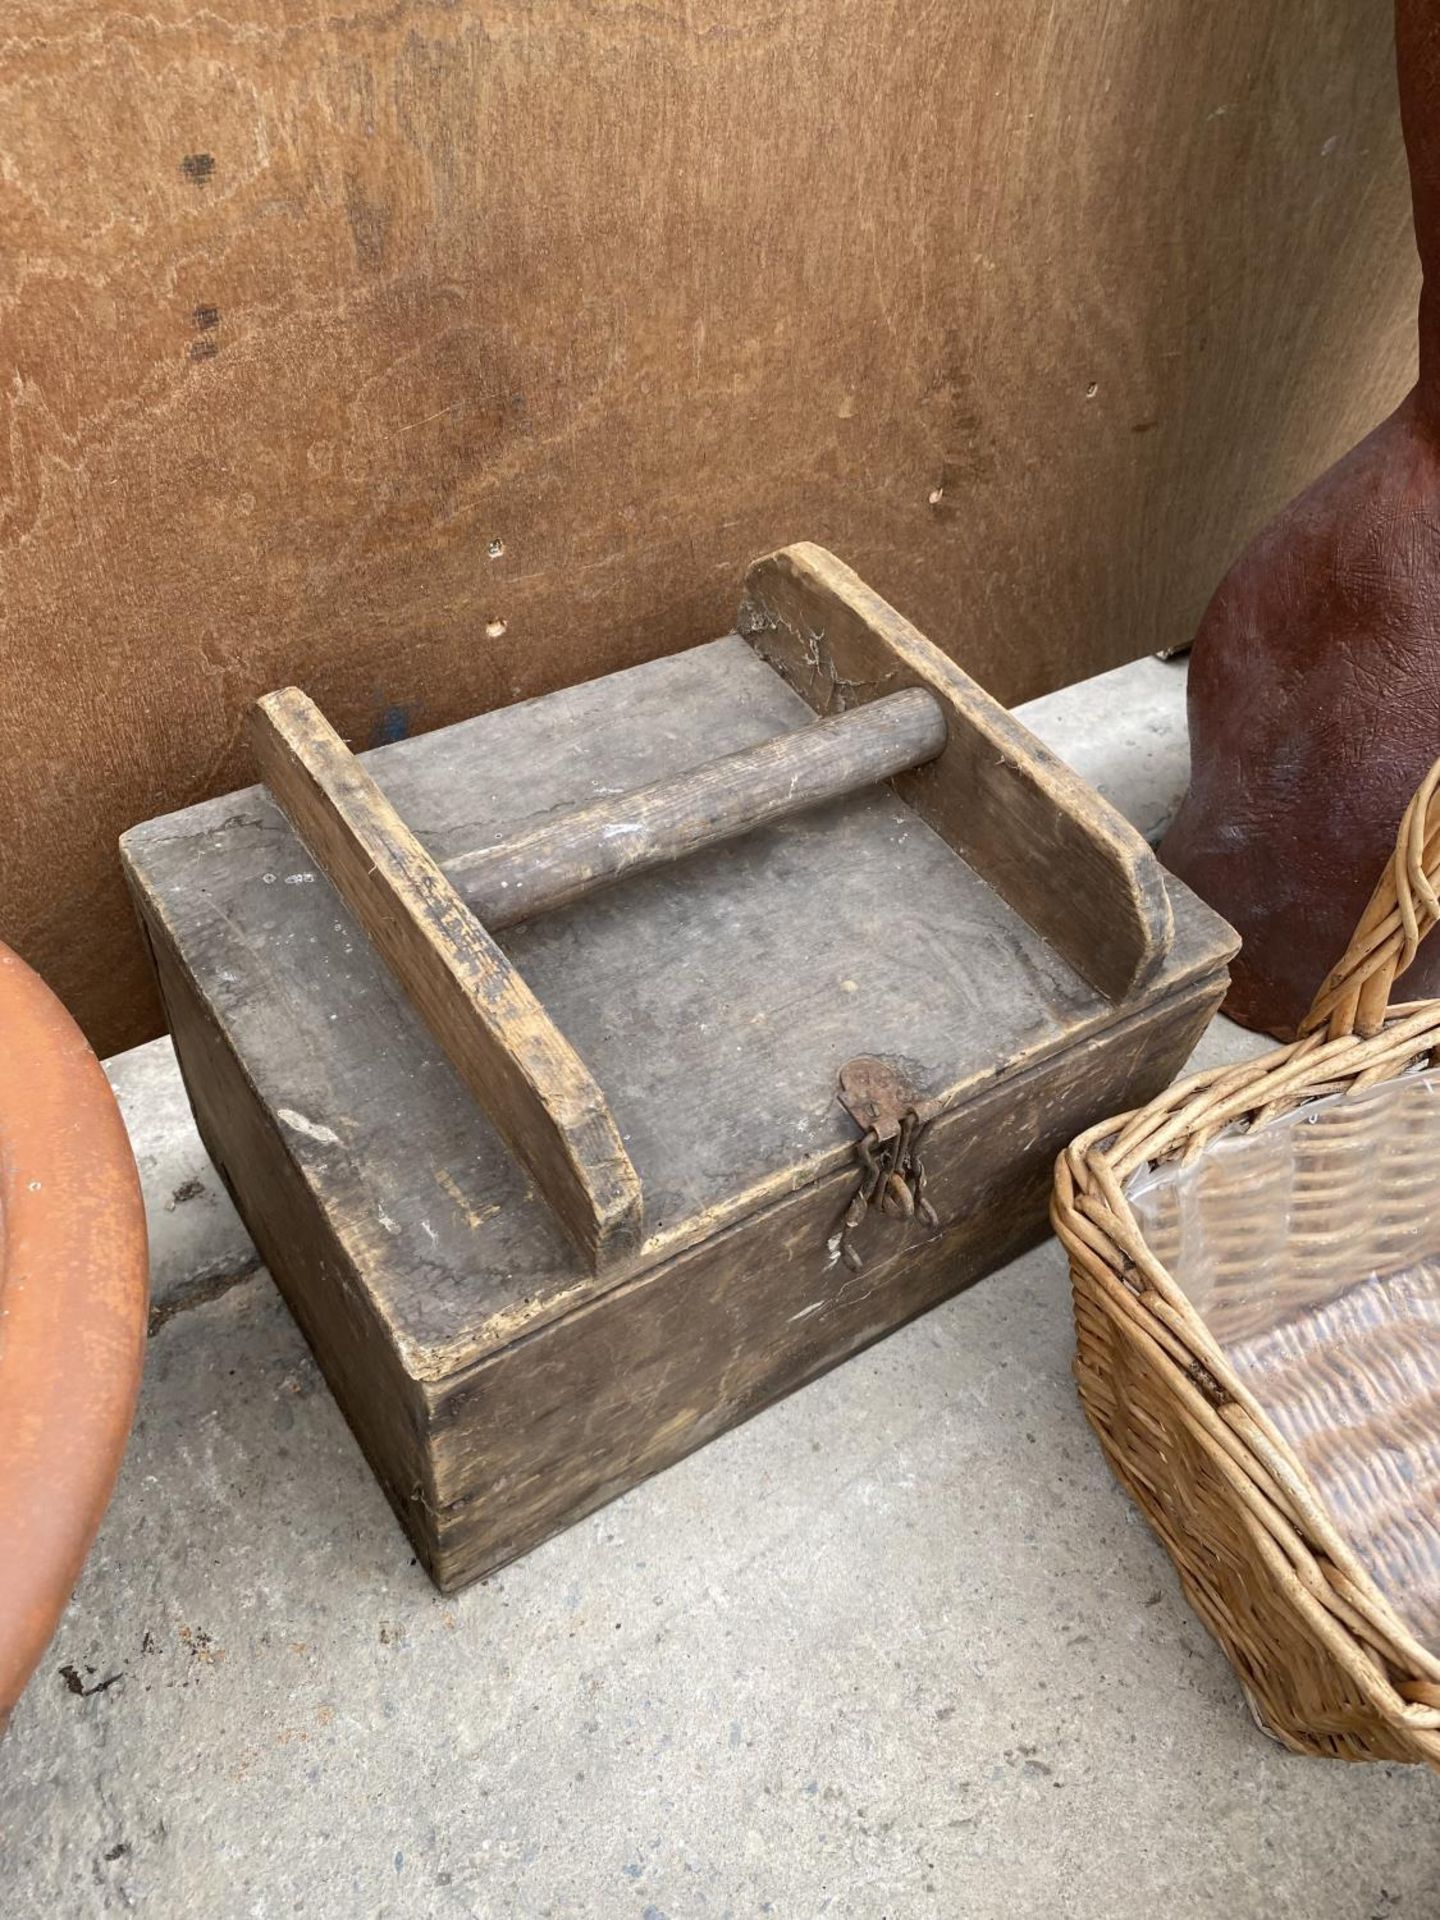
[
  {"x1": 1011, "y1": 653, "x2": 1189, "y2": 848},
  {"x1": 105, "y1": 1042, "x2": 258, "y2": 1332}
]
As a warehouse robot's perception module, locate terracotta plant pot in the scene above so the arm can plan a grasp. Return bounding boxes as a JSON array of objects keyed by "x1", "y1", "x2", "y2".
[{"x1": 0, "y1": 940, "x2": 147, "y2": 1728}]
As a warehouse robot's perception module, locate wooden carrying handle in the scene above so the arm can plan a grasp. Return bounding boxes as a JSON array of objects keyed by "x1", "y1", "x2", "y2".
[
  {"x1": 1301, "y1": 758, "x2": 1440, "y2": 1041},
  {"x1": 441, "y1": 687, "x2": 946, "y2": 929},
  {"x1": 251, "y1": 673, "x2": 950, "y2": 1271}
]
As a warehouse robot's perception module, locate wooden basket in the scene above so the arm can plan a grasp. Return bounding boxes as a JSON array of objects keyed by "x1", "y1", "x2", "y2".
[{"x1": 1052, "y1": 761, "x2": 1440, "y2": 1767}]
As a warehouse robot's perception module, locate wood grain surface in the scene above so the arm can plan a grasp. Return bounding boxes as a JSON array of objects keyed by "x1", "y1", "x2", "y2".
[
  {"x1": 129, "y1": 625, "x2": 1235, "y2": 1586},
  {"x1": 1, "y1": 0, "x2": 1418, "y2": 1051}
]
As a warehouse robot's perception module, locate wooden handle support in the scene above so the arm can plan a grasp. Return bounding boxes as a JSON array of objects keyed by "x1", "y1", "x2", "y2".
[
  {"x1": 250, "y1": 690, "x2": 646, "y2": 1272},
  {"x1": 737, "y1": 544, "x2": 1175, "y2": 1001},
  {"x1": 441, "y1": 686, "x2": 947, "y2": 930},
  {"x1": 250, "y1": 667, "x2": 949, "y2": 1273}
]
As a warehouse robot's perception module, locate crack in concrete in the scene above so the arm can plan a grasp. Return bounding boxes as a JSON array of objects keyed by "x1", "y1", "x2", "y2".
[{"x1": 147, "y1": 1259, "x2": 263, "y2": 1337}]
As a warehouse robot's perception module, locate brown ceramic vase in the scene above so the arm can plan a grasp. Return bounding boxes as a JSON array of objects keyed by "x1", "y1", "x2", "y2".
[{"x1": 1161, "y1": 0, "x2": 1440, "y2": 1037}]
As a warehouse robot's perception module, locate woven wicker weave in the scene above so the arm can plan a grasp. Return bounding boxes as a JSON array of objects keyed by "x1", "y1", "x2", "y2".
[{"x1": 1052, "y1": 761, "x2": 1440, "y2": 1766}]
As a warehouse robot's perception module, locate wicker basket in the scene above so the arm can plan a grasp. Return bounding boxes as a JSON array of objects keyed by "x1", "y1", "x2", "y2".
[{"x1": 1053, "y1": 761, "x2": 1440, "y2": 1767}]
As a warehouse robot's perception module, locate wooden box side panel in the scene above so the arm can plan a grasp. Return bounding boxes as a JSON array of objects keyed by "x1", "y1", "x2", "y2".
[
  {"x1": 423, "y1": 974, "x2": 1227, "y2": 1591},
  {"x1": 138, "y1": 916, "x2": 439, "y2": 1541}
]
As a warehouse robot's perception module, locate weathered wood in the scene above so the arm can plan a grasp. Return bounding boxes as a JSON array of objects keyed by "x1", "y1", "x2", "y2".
[
  {"x1": 248, "y1": 687, "x2": 643, "y2": 1271},
  {"x1": 441, "y1": 685, "x2": 946, "y2": 929},
  {"x1": 739, "y1": 544, "x2": 1174, "y2": 1002},
  {"x1": 125, "y1": 623, "x2": 1238, "y2": 1592},
  {"x1": 131, "y1": 637, "x2": 1234, "y2": 1358},
  {"x1": 0, "y1": 2, "x2": 1416, "y2": 1057}
]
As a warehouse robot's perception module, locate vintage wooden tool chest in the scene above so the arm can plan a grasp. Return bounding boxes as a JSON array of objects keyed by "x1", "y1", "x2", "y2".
[{"x1": 123, "y1": 545, "x2": 1237, "y2": 1591}]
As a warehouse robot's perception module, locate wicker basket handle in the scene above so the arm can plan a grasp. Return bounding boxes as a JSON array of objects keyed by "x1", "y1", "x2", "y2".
[{"x1": 1302, "y1": 758, "x2": 1440, "y2": 1040}]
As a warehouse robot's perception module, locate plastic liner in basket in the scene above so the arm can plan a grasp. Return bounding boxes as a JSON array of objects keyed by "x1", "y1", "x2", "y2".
[{"x1": 1126, "y1": 1070, "x2": 1440, "y2": 1657}]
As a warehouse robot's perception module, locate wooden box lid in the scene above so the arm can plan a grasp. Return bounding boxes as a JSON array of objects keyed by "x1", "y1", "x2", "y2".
[{"x1": 122, "y1": 552, "x2": 1232, "y2": 1386}]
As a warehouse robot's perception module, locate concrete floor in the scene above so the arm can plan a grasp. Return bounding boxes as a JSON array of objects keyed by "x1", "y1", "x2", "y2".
[{"x1": 4, "y1": 657, "x2": 1436, "y2": 1917}]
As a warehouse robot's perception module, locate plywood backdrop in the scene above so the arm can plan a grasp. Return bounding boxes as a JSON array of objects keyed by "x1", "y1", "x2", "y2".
[{"x1": 0, "y1": 0, "x2": 1420, "y2": 1054}]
